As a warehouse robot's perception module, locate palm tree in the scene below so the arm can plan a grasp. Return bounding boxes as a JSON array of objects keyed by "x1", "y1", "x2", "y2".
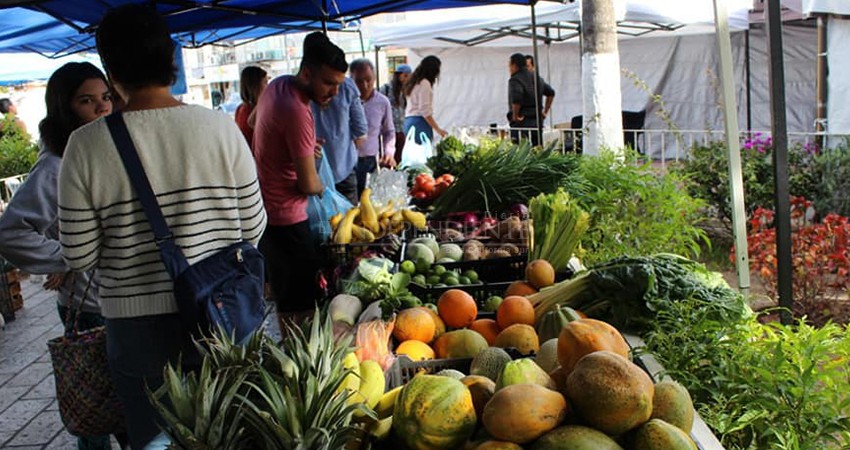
[{"x1": 581, "y1": 0, "x2": 625, "y2": 156}]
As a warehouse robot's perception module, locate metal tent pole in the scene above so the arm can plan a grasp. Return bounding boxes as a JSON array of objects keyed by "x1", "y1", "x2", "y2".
[
  {"x1": 530, "y1": 0, "x2": 543, "y2": 143},
  {"x1": 745, "y1": 29, "x2": 752, "y2": 132},
  {"x1": 712, "y1": 0, "x2": 751, "y2": 295},
  {"x1": 375, "y1": 46, "x2": 381, "y2": 86},
  {"x1": 816, "y1": 17, "x2": 827, "y2": 149},
  {"x1": 765, "y1": 0, "x2": 793, "y2": 324},
  {"x1": 358, "y1": 29, "x2": 367, "y2": 57}
]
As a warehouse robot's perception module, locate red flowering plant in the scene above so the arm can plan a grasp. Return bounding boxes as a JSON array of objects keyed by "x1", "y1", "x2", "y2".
[{"x1": 736, "y1": 196, "x2": 850, "y2": 324}]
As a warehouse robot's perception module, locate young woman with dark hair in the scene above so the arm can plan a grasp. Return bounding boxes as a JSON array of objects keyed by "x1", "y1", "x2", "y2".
[
  {"x1": 403, "y1": 55, "x2": 446, "y2": 144},
  {"x1": 0, "y1": 62, "x2": 121, "y2": 450},
  {"x1": 235, "y1": 65, "x2": 268, "y2": 149},
  {"x1": 0, "y1": 97, "x2": 28, "y2": 135},
  {"x1": 57, "y1": 5, "x2": 266, "y2": 448},
  {"x1": 379, "y1": 63, "x2": 411, "y2": 162}
]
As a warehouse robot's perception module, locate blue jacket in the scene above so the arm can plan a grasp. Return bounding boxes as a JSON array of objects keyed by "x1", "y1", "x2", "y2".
[
  {"x1": 312, "y1": 78, "x2": 368, "y2": 183},
  {"x1": 0, "y1": 146, "x2": 100, "y2": 313}
]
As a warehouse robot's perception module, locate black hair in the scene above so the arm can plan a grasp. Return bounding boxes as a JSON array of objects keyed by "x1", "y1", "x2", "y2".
[
  {"x1": 38, "y1": 62, "x2": 109, "y2": 156},
  {"x1": 390, "y1": 72, "x2": 404, "y2": 106},
  {"x1": 96, "y1": 4, "x2": 176, "y2": 91},
  {"x1": 239, "y1": 66, "x2": 267, "y2": 106},
  {"x1": 403, "y1": 55, "x2": 441, "y2": 97},
  {"x1": 0, "y1": 98, "x2": 11, "y2": 114},
  {"x1": 300, "y1": 32, "x2": 348, "y2": 73},
  {"x1": 510, "y1": 53, "x2": 527, "y2": 70},
  {"x1": 525, "y1": 55, "x2": 534, "y2": 64},
  {"x1": 349, "y1": 58, "x2": 375, "y2": 74}
]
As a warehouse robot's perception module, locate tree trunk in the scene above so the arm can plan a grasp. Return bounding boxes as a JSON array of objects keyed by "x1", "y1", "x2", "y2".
[{"x1": 581, "y1": 0, "x2": 624, "y2": 156}]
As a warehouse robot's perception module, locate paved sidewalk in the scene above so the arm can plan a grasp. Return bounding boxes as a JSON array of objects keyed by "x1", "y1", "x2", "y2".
[{"x1": 0, "y1": 278, "x2": 121, "y2": 449}]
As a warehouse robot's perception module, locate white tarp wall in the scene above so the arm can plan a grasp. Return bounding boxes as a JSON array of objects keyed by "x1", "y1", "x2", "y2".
[
  {"x1": 407, "y1": 25, "x2": 816, "y2": 158},
  {"x1": 827, "y1": 17, "x2": 850, "y2": 136}
]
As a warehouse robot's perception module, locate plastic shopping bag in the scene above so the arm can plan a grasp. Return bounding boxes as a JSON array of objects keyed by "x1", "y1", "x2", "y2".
[
  {"x1": 307, "y1": 154, "x2": 353, "y2": 243},
  {"x1": 400, "y1": 126, "x2": 432, "y2": 169}
]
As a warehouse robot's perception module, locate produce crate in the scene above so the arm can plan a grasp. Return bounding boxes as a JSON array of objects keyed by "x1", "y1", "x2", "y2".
[
  {"x1": 439, "y1": 255, "x2": 528, "y2": 283},
  {"x1": 408, "y1": 281, "x2": 512, "y2": 306},
  {"x1": 624, "y1": 333, "x2": 724, "y2": 450},
  {"x1": 385, "y1": 348, "x2": 527, "y2": 390}
]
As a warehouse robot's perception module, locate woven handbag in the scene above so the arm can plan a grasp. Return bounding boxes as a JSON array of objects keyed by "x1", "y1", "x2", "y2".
[{"x1": 47, "y1": 275, "x2": 125, "y2": 436}]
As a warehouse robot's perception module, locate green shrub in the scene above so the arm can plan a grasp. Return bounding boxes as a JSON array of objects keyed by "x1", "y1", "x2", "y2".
[
  {"x1": 674, "y1": 135, "x2": 820, "y2": 227},
  {"x1": 0, "y1": 116, "x2": 37, "y2": 179},
  {"x1": 574, "y1": 150, "x2": 708, "y2": 265},
  {"x1": 813, "y1": 139, "x2": 850, "y2": 218},
  {"x1": 643, "y1": 302, "x2": 850, "y2": 450}
]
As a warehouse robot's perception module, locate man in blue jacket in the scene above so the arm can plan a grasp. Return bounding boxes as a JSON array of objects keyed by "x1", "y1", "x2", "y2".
[{"x1": 312, "y1": 76, "x2": 368, "y2": 204}]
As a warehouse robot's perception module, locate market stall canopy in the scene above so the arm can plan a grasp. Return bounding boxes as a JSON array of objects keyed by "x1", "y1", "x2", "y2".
[
  {"x1": 371, "y1": 0, "x2": 753, "y2": 48},
  {"x1": 780, "y1": 0, "x2": 850, "y2": 15}
]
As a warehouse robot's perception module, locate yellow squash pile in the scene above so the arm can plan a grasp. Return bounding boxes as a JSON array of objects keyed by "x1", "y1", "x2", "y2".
[{"x1": 331, "y1": 188, "x2": 427, "y2": 244}]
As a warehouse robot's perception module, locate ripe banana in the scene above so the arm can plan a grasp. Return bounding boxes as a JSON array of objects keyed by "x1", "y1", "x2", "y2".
[
  {"x1": 374, "y1": 385, "x2": 402, "y2": 419},
  {"x1": 368, "y1": 416, "x2": 393, "y2": 440},
  {"x1": 351, "y1": 224, "x2": 376, "y2": 243},
  {"x1": 329, "y1": 212, "x2": 343, "y2": 230}
]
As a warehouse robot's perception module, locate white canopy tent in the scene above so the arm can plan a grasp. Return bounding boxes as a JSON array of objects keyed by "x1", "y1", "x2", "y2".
[{"x1": 370, "y1": 0, "x2": 820, "y2": 157}]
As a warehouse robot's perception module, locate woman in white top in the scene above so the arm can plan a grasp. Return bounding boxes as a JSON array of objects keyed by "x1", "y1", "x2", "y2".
[
  {"x1": 403, "y1": 55, "x2": 447, "y2": 144},
  {"x1": 58, "y1": 5, "x2": 266, "y2": 449}
]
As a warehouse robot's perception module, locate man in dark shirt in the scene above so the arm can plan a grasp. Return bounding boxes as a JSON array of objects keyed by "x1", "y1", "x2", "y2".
[{"x1": 507, "y1": 53, "x2": 555, "y2": 146}]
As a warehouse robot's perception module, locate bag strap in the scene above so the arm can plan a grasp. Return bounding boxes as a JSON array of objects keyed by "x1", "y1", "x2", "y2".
[
  {"x1": 61, "y1": 272, "x2": 95, "y2": 337},
  {"x1": 105, "y1": 112, "x2": 189, "y2": 280}
]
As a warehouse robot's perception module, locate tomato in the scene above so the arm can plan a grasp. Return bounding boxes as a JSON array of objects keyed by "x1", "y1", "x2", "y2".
[
  {"x1": 437, "y1": 174, "x2": 455, "y2": 184},
  {"x1": 421, "y1": 180, "x2": 435, "y2": 193},
  {"x1": 414, "y1": 191, "x2": 428, "y2": 200}
]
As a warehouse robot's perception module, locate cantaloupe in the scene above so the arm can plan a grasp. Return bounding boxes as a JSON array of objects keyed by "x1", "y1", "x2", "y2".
[
  {"x1": 470, "y1": 347, "x2": 513, "y2": 381},
  {"x1": 535, "y1": 339, "x2": 560, "y2": 373}
]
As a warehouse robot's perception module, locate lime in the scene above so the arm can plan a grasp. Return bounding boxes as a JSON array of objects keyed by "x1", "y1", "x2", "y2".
[
  {"x1": 412, "y1": 275, "x2": 427, "y2": 286},
  {"x1": 483, "y1": 295, "x2": 503, "y2": 312},
  {"x1": 434, "y1": 283, "x2": 447, "y2": 288},
  {"x1": 415, "y1": 259, "x2": 431, "y2": 274},
  {"x1": 426, "y1": 275, "x2": 442, "y2": 286},
  {"x1": 462, "y1": 270, "x2": 479, "y2": 283},
  {"x1": 458, "y1": 276, "x2": 471, "y2": 285},
  {"x1": 433, "y1": 265, "x2": 447, "y2": 276},
  {"x1": 400, "y1": 260, "x2": 416, "y2": 275},
  {"x1": 424, "y1": 303, "x2": 438, "y2": 313},
  {"x1": 444, "y1": 277, "x2": 460, "y2": 286}
]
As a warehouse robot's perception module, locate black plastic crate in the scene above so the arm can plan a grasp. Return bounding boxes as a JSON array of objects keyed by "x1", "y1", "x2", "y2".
[
  {"x1": 408, "y1": 281, "x2": 511, "y2": 306},
  {"x1": 438, "y1": 255, "x2": 528, "y2": 283},
  {"x1": 385, "y1": 348, "x2": 528, "y2": 390}
]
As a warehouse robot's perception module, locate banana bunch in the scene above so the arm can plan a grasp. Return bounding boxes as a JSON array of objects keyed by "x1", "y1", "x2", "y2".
[{"x1": 331, "y1": 188, "x2": 428, "y2": 244}]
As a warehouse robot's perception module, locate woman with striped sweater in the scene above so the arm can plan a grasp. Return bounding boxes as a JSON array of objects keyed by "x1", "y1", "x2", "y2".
[{"x1": 57, "y1": 5, "x2": 266, "y2": 449}]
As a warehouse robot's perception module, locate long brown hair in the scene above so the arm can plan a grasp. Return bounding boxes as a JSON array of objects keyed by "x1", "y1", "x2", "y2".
[
  {"x1": 239, "y1": 66, "x2": 267, "y2": 107},
  {"x1": 403, "y1": 56, "x2": 441, "y2": 97}
]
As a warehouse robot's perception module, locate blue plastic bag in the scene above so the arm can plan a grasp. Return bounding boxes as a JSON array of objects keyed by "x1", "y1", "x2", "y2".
[{"x1": 307, "y1": 154, "x2": 353, "y2": 242}]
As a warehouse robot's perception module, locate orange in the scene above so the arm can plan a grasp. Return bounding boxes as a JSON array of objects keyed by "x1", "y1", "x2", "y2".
[
  {"x1": 470, "y1": 319, "x2": 501, "y2": 345},
  {"x1": 393, "y1": 308, "x2": 436, "y2": 343},
  {"x1": 496, "y1": 296, "x2": 535, "y2": 329},
  {"x1": 415, "y1": 306, "x2": 446, "y2": 340},
  {"x1": 526, "y1": 259, "x2": 556, "y2": 289},
  {"x1": 396, "y1": 340, "x2": 436, "y2": 361},
  {"x1": 437, "y1": 289, "x2": 478, "y2": 328},
  {"x1": 504, "y1": 281, "x2": 537, "y2": 298}
]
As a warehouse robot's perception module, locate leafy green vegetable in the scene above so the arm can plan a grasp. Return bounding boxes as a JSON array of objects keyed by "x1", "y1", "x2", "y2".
[
  {"x1": 529, "y1": 189, "x2": 589, "y2": 273},
  {"x1": 431, "y1": 140, "x2": 586, "y2": 217},
  {"x1": 342, "y1": 258, "x2": 394, "y2": 303},
  {"x1": 529, "y1": 253, "x2": 749, "y2": 332}
]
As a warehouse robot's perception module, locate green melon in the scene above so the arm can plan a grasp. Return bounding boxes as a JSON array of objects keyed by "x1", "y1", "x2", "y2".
[
  {"x1": 496, "y1": 358, "x2": 556, "y2": 391},
  {"x1": 470, "y1": 347, "x2": 512, "y2": 382}
]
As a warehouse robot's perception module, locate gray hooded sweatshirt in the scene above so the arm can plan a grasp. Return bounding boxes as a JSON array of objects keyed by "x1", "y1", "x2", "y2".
[{"x1": 0, "y1": 145, "x2": 100, "y2": 313}]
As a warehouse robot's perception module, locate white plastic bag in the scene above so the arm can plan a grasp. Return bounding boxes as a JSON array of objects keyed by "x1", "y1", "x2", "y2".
[{"x1": 400, "y1": 126, "x2": 432, "y2": 169}]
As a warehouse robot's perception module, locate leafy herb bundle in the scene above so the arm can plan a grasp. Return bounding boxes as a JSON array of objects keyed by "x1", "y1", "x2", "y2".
[{"x1": 529, "y1": 189, "x2": 589, "y2": 273}]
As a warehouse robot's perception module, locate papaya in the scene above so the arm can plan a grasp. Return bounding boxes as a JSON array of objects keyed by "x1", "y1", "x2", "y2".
[
  {"x1": 470, "y1": 347, "x2": 512, "y2": 382},
  {"x1": 531, "y1": 425, "x2": 624, "y2": 450},
  {"x1": 565, "y1": 351, "x2": 654, "y2": 436},
  {"x1": 495, "y1": 358, "x2": 556, "y2": 391},
  {"x1": 461, "y1": 375, "x2": 496, "y2": 418},
  {"x1": 393, "y1": 375, "x2": 477, "y2": 450},
  {"x1": 632, "y1": 419, "x2": 698, "y2": 450},
  {"x1": 482, "y1": 383, "x2": 568, "y2": 444},
  {"x1": 473, "y1": 441, "x2": 523, "y2": 450},
  {"x1": 557, "y1": 316, "x2": 629, "y2": 375},
  {"x1": 651, "y1": 380, "x2": 695, "y2": 433},
  {"x1": 433, "y1": 329, "x2": 489, "y2": 359},
  {"x1": 495, "y1": 324, "x2": 539, "y2": 355}
]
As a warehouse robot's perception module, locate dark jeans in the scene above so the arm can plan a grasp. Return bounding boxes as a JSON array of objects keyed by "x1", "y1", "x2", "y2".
[
  {"x1": 510, "y1": 116, "x2": 541, "y2": 146},
  {"x1": 355, "y1": 156, "x2": 378, "y2": 198},
  {"x1": 56, "y1": 304, "x2": 126, "y2": 450},
  {"x1": 260, "y1": 221, "x2": 322, "y2": 313},
  {"x1": 403, "y1": 116, "x2": 433, "y2": 145},
  {"x1": 106, "y1": 314, "x2": 201, "y2": 450},
  {"x1": 335, "y1": 171, "x2": 358, "y2": 205}
]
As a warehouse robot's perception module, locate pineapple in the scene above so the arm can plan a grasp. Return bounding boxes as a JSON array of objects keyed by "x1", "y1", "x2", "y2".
[{"x1": 150, "y1": 312, "x2": 371, "y2": 449}]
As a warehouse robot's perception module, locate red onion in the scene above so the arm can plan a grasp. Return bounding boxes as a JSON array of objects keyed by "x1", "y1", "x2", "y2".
[
  {"x1": 508, "y1": 203, "x2": 529, "y2": 219},
  {"x1": 461, "y1": 212, "x2": 480, "y2": 229}
]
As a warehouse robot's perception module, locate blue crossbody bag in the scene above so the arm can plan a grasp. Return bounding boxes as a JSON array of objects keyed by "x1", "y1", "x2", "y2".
[{"x1": 106, "y1": 112, "x2": 265, "y2": 343}]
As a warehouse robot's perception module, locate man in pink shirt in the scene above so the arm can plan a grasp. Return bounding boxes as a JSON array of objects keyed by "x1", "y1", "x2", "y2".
[{"x1": 253, "y1": 32, "x2": 347, "y2": 325}]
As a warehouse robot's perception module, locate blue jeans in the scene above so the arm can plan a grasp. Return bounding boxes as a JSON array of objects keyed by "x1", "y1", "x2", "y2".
[
  {"x1": 106, "y1": 314, "x2": 200, "y2": 450},
  {"x1": 403, "y1": 116, "x2": 433, "y2": 145},
  {"x1": 355, "y1": 156, "x2": 378, "y2": 198}
]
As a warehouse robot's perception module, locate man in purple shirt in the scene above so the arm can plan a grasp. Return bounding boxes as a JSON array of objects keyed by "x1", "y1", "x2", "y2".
[{"x1": 351, "y1": 58, "x2": 396, "y2": 197}]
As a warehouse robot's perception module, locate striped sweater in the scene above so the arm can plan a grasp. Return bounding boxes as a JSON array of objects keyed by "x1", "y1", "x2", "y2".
[{"x1": 58, "y1": 105, "x2": 267, "y2": 319}]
